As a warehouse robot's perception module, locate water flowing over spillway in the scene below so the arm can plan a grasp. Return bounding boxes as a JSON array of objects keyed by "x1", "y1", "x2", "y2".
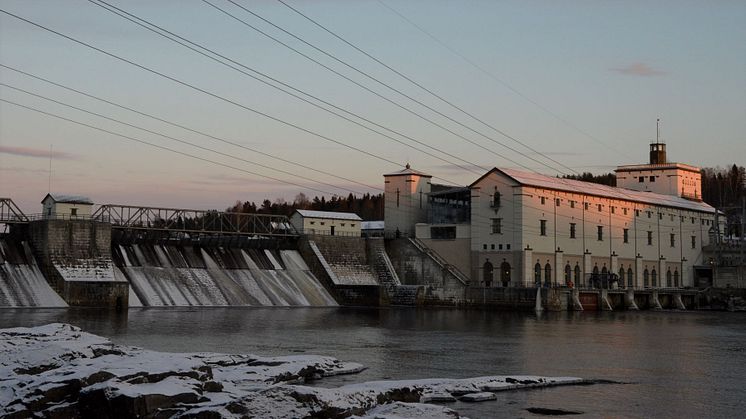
[
  {"x1": 113, "y1": 244, "x2": 337, "y2": 307},
  {"x1": 0, "y1": 240, "x2": 67, "y2": 307}
]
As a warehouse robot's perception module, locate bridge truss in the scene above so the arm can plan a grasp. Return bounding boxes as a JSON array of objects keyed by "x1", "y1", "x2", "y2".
[
  {"x1": 92, "y1": 204, "x2": 297, "y2": 237},
  {"x1": 0, "y1": 198, "x2": 29, "y2": 224}
]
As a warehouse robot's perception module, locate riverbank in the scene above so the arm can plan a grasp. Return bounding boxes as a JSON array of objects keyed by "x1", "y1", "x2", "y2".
[{"x1": 1, "y1": 323, "x2": 589, "y2": 418}]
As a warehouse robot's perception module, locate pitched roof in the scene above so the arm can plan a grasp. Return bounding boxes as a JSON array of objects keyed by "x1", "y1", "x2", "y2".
[
  {"x1": 361, "y1": 221, "x2": 384, "y2": 230},
  {"x1": 295, "y1": 209, "x2": 363, "y2": 221},
  {"x1": 473, "y1": 167, "x2": 715, "y2": 213},
  {"x1": 383, "y1": 164, "x2": 432, "y2": 177},
  {"x1": 41, "y1": 193, "x2": 93, "y2": 205}
]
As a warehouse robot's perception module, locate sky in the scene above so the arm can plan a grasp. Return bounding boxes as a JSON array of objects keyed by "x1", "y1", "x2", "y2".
[{"x1": 1, "y1": 0, "x2": 744, "y2": 214}]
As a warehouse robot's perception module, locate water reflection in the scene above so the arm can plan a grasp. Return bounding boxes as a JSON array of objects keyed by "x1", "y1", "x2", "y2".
[{"x1": 0, "y1": 307, "x2": 744, "y2": 418}]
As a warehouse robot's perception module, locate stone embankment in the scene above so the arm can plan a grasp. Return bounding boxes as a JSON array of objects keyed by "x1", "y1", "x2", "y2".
[{"x1": 1, "y1": 324, "x2": 591, "y2": 418}]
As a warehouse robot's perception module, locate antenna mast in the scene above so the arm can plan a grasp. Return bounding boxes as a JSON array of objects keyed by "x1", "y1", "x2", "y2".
[{"x1": 48, "y1": 144, "x2": 53, "y2": 193}]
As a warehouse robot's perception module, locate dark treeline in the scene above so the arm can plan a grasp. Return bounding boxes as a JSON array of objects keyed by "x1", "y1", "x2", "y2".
[
  {"x1": 561, "y1": 172, "x2": 617, "y2": 186},
  {"x1": 226, "y1": 193, "x2": 384, "y2": 221}
]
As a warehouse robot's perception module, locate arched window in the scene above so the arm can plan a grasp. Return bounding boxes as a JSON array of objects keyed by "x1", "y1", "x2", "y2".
[
  {"x1": 643, "y1": 268, "x2": 649, "y2": 287},
  {"x1": 674, "y1": 269, "x2": 680, "y2": 287},
  {"x1": 483, "y1": 261, "x2": 494, "y2": 287},
  {"x1": 534, "y1": 262, "x2": 542, "y2": 286},
  {"x1": 564, "y1": 263, "x2": 572, "y2": 283},
  {"x1": 492, "y1": 191, "x2": 501, "y2": 209},
  {"x1": 627, "y1": 267, "x2": 634, "y2": 287},
  {"x1": 619, "y1": 266, "x2": 626, "y2": 288},
  {"x1": 666, "y1": 269, "x2": 672, "y2": 287},
  {"x1": 544, "y1": 263, "x2": 552, "y2": 287},
  {"x1": 574, "y1": 264, "x2": 581, "y2": 285},
  {"x1": 651, "y1": 269, "x2": 658, "y2": 287}
]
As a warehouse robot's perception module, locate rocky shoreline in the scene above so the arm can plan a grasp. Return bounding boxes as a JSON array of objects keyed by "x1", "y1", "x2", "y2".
[{"x1": 1, "y1": 324, "x2": 587, "y2": 418}]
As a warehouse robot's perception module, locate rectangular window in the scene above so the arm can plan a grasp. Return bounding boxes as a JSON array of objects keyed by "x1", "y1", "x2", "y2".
[
  {"x1": 647, "y1": 231, "x2": 653, "y2": 245},
  {"x1": 555, "y1": 198, "x2": 560, "y2": 207},
  {"x1": 597, "y1": 204, "x2": 603, "y2": 212},
  {"x1": 584, "y1": 202, "x2": 589, "y2": 210},
  {"x1": 310, "y1": 221, "x2": 315, "y2": 225},
  {"x1": 597, "y1": 226, "x2": 604, "y2": 241},
  {"x1": 623, "y1": 228, "x2": 629, "y2": 243},
  {"x1": 506, "y1": 244, "x2": 511, "y2": 250},
  {"x1": 341, "y1": 223, "x2": 346, "y2": 227},
  {"x1": 491, "y1": 244, "x2": 495, "y2": 250},
  {"x1": 680, "y1": 216, "x2": 685, "y2": 222},
  {"x1": 499, "y1": 244, "x2": 503, "y2": 250},
  {"x1": 691, "y1": 235, "x2": 696, "y2": 249},
  {"x1": 647, "y1": 211, "x2": 652, "y2": 218},
  {"x1": 541, "y1": 197, "x2": 546, "y2": 205},
  {"x1": 650, "y1": 176, "x2": 656, "y2": 182},
  {"x1": 639, "y1": 176, "x2": 644, "y2": 182},
  {"x1": 491, "y1": 218, "x2": 502, "y2": 234},
  {"x1": 670, "y1": 233, "x2": 676, "y2": 247},
  {"x1": 691, "y1": 217, "x2": 696, "y2": 224},
  {"x1": 70, "y1": 208, "x2": 78, "y2": 216},
  {"x1": 659, "y1": 213, "x2": 663, "y2": 220},
  {"x1": 320, "y1": 222, "x2": 325, "y2": 225},
  {"x1": 670, "y1": 214, "x2": 675, "y2": 222},
  {"x1": 611, "y1": 206, "x2": 616, "y2": 214},
  {"x1": 483, "y1": 244, "x2": 487, "y2": 250},
  {"x1": 636, "y1": 209, "x2": 640, "y2": 217},
  {"x1": 570, "y1": 201, "x2": 575, "y2": 209},
  {"x1": 570, "y1": 223, "x2": 576, "y2": 239},
  {"x1": 623, "y1": 208, "x2": 628, "y2": 215},
  {"x1": 540, "y1": 220, "x2": 547, "y2": 236},
  {"x1": 350, "y1": 223, "x2": 355, "y2": 227}
]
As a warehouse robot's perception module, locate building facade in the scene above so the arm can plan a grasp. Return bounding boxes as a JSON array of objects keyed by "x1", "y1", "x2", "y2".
[
  {"x1": 291, "y1": 210, "x2": 363, "y2": 236},
  {"x1": 41, "y1": 194, "x2": 94, "y2": 218},
  {"x1": 387, "y1": 144, "x2": 719, "y2": 288}
]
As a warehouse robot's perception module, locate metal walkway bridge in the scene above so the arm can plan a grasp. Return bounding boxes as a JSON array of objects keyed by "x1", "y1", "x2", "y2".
[
  {"x1": 1, "y1": 199, "x2": 297, "y2": 238},
  {"x1": 92, "y1": 204, "x2": 298, "y2": 237},
  {"x1": 0, "y1": 198, "x2": 29, "y2": 225}
]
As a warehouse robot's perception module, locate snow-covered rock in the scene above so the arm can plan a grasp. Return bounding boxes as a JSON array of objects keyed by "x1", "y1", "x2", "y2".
[{"x1": 0, "y1": 324, "x2": 587, "y2": 418}]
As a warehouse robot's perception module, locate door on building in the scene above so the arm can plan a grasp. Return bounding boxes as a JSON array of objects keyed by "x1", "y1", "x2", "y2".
[
  {"x1": 330, "y1": 226, "x2": 335, "y2": 236},
  {"x1": 500, "y1": 261, "x2": 511, "y2": 287},
  {"x1": 483, "y1": 261, "x2": 494, "y2": 287}
]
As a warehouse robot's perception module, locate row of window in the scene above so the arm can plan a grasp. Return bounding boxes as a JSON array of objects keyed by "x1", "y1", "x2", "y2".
[
  {"x1": 534, "y1": 262, "x2": 681, "y2": 287},
  {"x1": 482, "y1": 243, "x2": 511, "y2": 250},
  {"x1": 308, "y1": 221, "x2": 356, "y2": 227},
  {"x1": 534, "y1": 195, "x2": 712, "y2": 225},
  {"x1": 538, "y1": 219, "x2": 697, "y2": 248}
]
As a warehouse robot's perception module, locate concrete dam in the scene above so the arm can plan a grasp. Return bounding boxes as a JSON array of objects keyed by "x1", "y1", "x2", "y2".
[{"x1": 114, "y1": 243, "x2": 335, "y2": 307}]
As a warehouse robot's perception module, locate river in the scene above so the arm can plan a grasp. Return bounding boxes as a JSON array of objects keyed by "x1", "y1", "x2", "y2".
[{"x1": 1, "y1": 307, "x2": 744, "y2": 418}]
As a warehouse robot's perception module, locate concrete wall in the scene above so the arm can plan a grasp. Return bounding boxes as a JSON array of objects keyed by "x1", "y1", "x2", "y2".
[
  {"x1": 384, "y1": 171, "x2": 431, "y2": 237},
  {"x1": 28, "y1": 219, "x2": 127, "y2": 308},
  {"x1": 386, "y1": 238, "x2": 468, "y2": 304},
  {"x1": 415, "y1": 223, "x2": 471, "y2": 278}
]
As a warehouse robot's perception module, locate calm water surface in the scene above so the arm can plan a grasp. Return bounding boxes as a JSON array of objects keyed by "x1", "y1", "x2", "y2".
[{"x1": 1, "y1": 307, "x2": 744, "y2": 418}]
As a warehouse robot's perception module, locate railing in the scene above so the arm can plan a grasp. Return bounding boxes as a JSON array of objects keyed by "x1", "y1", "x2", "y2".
[
  {"x1": 25, "y1": 213, "x2": 102, "y2": 222},
  {"x1": 299, "y1": 229, "x2": 362, "y2": 237},
  {"x1": 0, "y1": 197, "x2": 29, "y2": 224},
  {"x1": 409, "y1": 237, "x2": 471, "y2": 285},
  {"x1": 92, "y1": 204, "x2": 298, "y2": 237}
]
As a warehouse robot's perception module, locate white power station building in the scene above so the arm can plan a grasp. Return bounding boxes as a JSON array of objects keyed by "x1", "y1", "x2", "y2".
[{"x1": 384, "y1": 143, "x2": 719, "y2": 288}]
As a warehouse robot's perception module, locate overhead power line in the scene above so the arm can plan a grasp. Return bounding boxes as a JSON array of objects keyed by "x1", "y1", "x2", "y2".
[
  {"x1": 0, "y1": 8, "x2": 407, "y2": 171},
  {"x1": 86, "y1": 0, "x2": 482, "y2": 175},
  {"x1": 0, "y1": 98, "x2": 340, "y2": 196},
  {"x1": 207, "y1": 0, "x2": 565, "y2": 175},
  {"x1": 0, "y1": 82, "x2": 366, "y2": 195},
  {"x1": 0, "y1": 63, "x2": 379, "y2": 192},
  {"x1": 375, "y1": 0, "x2": 633, "y2": 160},
  {"x1": 272, "y1": 0, "x2": 579, "y2": 175}
]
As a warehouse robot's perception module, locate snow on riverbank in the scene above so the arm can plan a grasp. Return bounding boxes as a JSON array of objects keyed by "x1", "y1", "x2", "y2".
[{"x1": 0, "y1": 324, "x2": 585, "y2": 418}]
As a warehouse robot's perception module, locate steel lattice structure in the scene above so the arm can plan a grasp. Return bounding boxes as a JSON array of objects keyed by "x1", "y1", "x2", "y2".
[
  {"x1": 0, "y1": 198, "x2": 29, "y2": 224},
  {"x1": 92, "y1": 204, "x2": 297, "y2": 237}
]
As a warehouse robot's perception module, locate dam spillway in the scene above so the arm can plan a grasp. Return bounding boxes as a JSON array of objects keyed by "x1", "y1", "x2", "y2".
[
  {"x1": 113, "y1": 244, "x2": 337, "y2": 307},
  {"x1": 0, "y1": 239, "x2": 67, "y2": 307}
]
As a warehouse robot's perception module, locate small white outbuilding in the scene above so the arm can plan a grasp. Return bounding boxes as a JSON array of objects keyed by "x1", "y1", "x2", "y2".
[
  {"x1": 290, "y1": 210, "x2": 363, "y2": 236},
  {"x1": 41, "y1": 194, "x2": 94, "y2": 218}
]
